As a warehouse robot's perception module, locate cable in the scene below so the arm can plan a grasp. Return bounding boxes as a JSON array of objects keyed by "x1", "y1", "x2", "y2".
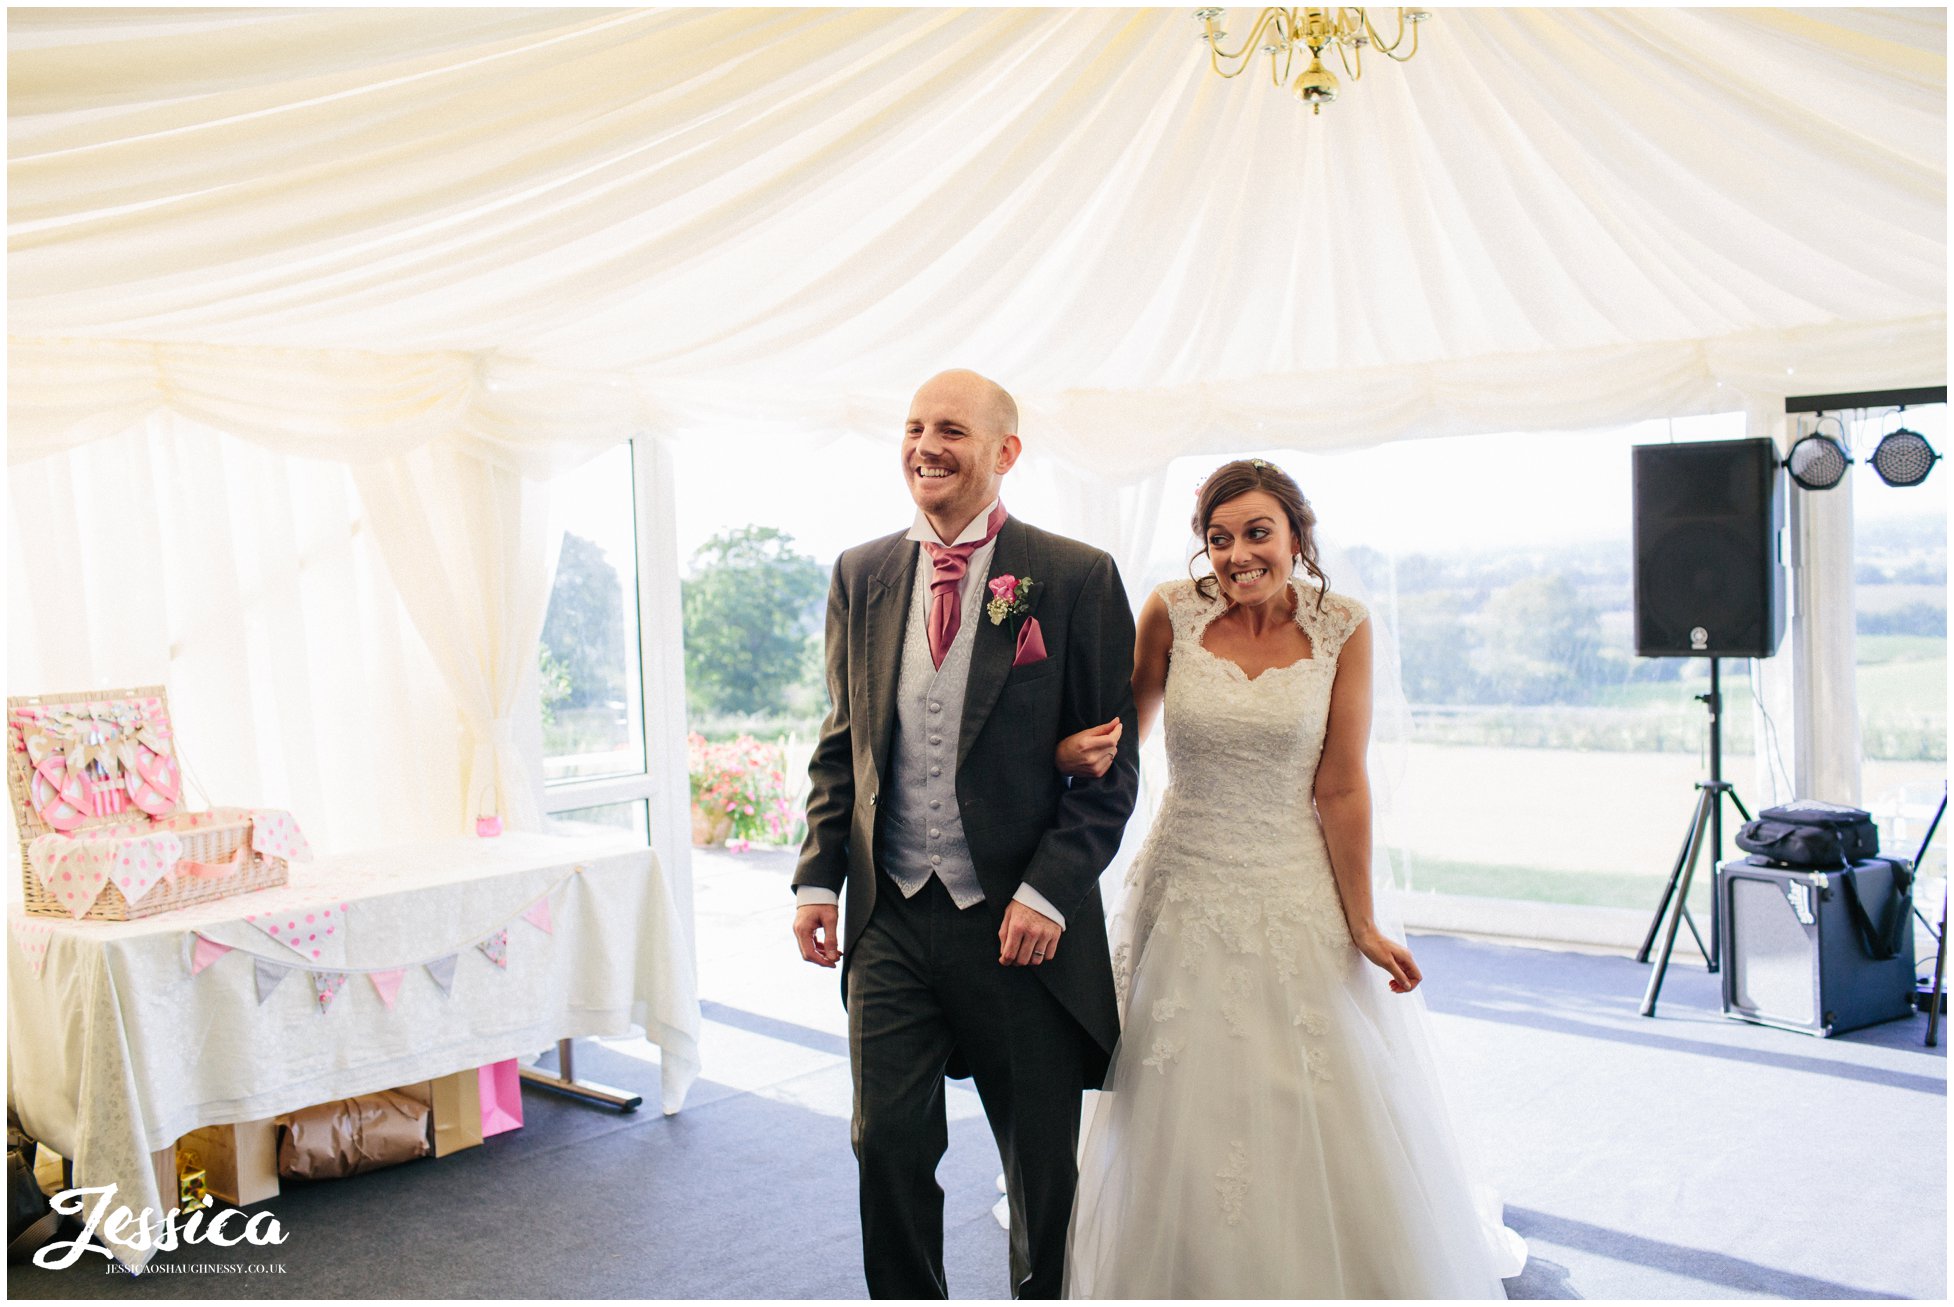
[{"x1": 1746, "y1": 662, "x2": 1794, "y2": 802}]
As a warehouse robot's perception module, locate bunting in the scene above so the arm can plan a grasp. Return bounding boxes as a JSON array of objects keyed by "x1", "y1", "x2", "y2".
[
  {"x1": 477, "y1": 928, "x2": 509, "y2": 970},
  {"x1": 254, "y1": 956, "x2": 292, "y2": 1003},
  {"x1": 172, "y1": 875, "x2": 574, "y2": 1015},
  {"x1": 368, "y1": 968, "x2": 406, "y2": 1010},
  {"x1": 11, "y1": 919, "x2": 54, "y2": 978},
  {"x1": 311, "y1": 971, "x2": 348, "y2": 1012},
  {"x1": 190, "y1": 934, "x2": 232, "y2": 975},
  {"x1": 425, "y1": 954, "x2": 459, "y2": 996}
]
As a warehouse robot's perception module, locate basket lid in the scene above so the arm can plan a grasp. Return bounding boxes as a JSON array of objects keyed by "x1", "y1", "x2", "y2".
[{"x1": 7, "y1": 686, "x2": 182, "y2": 839}]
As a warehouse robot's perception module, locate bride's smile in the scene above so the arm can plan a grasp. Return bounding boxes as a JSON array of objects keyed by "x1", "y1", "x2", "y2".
[{"x1": 1204, "y1": 489, "x2": 1298, "y2": 610}]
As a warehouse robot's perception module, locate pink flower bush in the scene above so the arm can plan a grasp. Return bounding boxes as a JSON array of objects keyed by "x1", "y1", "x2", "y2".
[{"x1": 687, "y1": 733, "x2": 808, "y2": 846}]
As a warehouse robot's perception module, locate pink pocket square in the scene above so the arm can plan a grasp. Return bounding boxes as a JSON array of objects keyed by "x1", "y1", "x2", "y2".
[{"x1": 1012, "y1": 617, "x2": 1048, "y2": 668}]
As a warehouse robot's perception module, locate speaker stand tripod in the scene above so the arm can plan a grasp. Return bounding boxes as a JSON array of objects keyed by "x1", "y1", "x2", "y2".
[
  {"x1": 1639, "y1": 659, "x2": 1751, "y2": 1017},
  {"x1": 1914, "y1": 785, "x2": 1946, "y2": 1047}
]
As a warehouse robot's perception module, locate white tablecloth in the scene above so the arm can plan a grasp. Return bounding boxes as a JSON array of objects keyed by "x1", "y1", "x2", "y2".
[{"x1": 7, "y1": 832, "x2": 700, "y2": 1270}]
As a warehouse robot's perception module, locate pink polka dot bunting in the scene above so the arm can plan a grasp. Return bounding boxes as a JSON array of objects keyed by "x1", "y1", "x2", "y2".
[
  {"x1": 11, "y1": 919, "x2": 54, "y2": 978},
  {"x1": 247, "y1": 809, "x2": 314, "y2": 863}
]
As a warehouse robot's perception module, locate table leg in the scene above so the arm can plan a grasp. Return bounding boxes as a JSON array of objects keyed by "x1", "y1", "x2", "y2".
[{"x1": 518, "y1": 1038, "x2": 643, "y2": 1112}]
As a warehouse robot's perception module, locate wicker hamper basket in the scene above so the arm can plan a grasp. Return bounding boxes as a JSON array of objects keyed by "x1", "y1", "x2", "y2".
[{"x1": 8, "y1": 686, "x2": 288, "y2": 920}]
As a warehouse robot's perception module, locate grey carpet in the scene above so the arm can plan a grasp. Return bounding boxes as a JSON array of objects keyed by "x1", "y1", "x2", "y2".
[{"x1": 9, "y1": 848, "x2": 1944, "y2": 1299}]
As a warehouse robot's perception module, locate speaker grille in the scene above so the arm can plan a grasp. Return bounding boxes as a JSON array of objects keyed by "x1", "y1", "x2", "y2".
[
  {"x1": 1632, "y1": 439, "x2": 1784, "y2": 658},
  {"x1": 1729, "y1": 876, "x2": 1816, "y2": 1025}
]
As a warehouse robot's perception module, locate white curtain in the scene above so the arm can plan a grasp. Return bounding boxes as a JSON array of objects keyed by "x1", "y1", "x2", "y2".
[
  {"x1": 5, "y1": 416, "x2": 462, "y2": 854},
  {"x1": 351, "y1": 436, "x2": 564, "y2": 831}
]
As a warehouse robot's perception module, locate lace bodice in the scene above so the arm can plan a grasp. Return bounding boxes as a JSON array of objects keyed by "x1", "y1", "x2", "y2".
[
  {"x1": 1158, "y1": 576, "x2": 1367, "y2": 816},
  {"x1": 1111, "y1": 576, "x2": 1370, "y2": 1002}
]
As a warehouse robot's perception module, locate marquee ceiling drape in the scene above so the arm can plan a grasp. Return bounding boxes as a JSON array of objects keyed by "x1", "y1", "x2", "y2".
[{"x1": 8, "y1": 6, "x2": 1947, "y2": 471}]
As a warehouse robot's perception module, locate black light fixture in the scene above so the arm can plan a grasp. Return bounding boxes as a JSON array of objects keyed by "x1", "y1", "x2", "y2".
[
  {"x1": 1786, "y1": 423, "x2": 1851, "y2": 491},
  {"x1": 1870, "y1": 426, "x2": 1940, "y2": 487},
  {"x1": 1783, "y1": 387, "x2": 1947, "y2": 493}
]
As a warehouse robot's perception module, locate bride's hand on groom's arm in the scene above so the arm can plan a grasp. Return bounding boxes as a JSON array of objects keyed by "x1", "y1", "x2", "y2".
[
  {"x1": 1352, "y1": 926, "x2": 1422, "y2": 994},
  {"x1": 1055, "y1": 718, "x2": 1121, "y2": 778}
]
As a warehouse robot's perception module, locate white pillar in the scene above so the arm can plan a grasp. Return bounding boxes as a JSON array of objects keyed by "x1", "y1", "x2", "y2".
[
  {"x1": 636, "y1": 432, "x2": 697, "y2": 933},
  {"x1": 1750, "y1": 395, "x2": 1862, "y2": 807}
]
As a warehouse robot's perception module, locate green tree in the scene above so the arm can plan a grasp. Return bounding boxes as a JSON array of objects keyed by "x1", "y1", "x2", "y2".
[
  {"x1": 541, "y1": 534, "x2": 625, "y2": 709},
  {"x1": 1471, "y1": 573, "x2": 1604, "y2": 705},
  {"x1": 682, "y1": 526, "x2": 827, "y2": 716},
  {"x1": 1396, "y1": 590, "x2": 1479, "y2": 704}
]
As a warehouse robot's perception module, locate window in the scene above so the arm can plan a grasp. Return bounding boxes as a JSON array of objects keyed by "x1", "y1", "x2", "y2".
[
  {"x1": 1850, "y1": 403, "x2": 1946, "y2": 890},
  {"x1": 1145, "y1": 416, "x2": 1755, "y2": 930},
  {"x1": 538, "y1": 440, "x2": 657, "y2": 843}
]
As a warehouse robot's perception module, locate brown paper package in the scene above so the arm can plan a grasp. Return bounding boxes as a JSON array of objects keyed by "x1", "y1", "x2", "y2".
[{"x1": 277, "y1": 1089, "x2": 431, "y2": 1180}]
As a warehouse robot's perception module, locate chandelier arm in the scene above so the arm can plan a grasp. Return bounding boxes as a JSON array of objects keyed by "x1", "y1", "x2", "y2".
[
  {"x1": 1334, "y1": 35, "x2": 1359, "y2": 80},
  {"x1": 1378, "y1": 14, "x2": 1422, "y2": 62},
  {"x1": 1207, "y1": 7, "x2": 1286, "y2": 65},
  {"x1": 1365, "y1": 10, "x2": 1408, "y2": 56}
]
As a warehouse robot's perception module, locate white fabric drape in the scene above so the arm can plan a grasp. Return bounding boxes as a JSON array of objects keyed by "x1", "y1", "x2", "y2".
[
  {"x1": 9, "y1": 8, "x2": 1945, "y2": 470},
  {"x1": 6, "y1": 338, "x2": 643, "y2": 473},
  {"x1": 4, "y1": 416, "x2": 462, "y2": 854},
  {"x1": 352, "y1": 436, "x2": 562, "y2": 831}
]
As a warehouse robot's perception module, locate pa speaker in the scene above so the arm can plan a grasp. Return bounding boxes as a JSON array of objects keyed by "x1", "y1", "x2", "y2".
[
  {"x1": 1633, "y1": 439, "x2": 1784, "y2": 657},
  {"x1": 1718, "y1": 857, "x2": 1918, "y2": 1036}
]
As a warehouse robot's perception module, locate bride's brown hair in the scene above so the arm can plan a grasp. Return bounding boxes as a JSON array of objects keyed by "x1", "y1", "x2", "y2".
[{"x1": 1189, "y1": 459, "x2": 1329, "y2": 611}]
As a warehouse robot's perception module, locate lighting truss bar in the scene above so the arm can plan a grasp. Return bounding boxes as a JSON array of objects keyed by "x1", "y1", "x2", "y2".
[{"x1": 1785, "y1": 387, "x2": 1946, "y2": 414}]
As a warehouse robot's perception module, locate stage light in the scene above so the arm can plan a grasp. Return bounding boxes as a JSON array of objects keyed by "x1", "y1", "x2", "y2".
[
  {"x1": 1786, "y1": 433, "x2": 1850, "y2": 490},
  {"x1": 1870, "y1": 427, "x2": 1940, "y2": 487}
]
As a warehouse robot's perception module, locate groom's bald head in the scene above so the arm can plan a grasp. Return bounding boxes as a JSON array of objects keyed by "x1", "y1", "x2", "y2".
[{"x1": 917, "y1": 369, "x2": 1018, "y2": 439}]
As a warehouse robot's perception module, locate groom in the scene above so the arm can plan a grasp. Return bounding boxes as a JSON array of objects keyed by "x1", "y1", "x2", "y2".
[{"x1": 792, "y1": 369, "x2": 1140, "y2": 1299}]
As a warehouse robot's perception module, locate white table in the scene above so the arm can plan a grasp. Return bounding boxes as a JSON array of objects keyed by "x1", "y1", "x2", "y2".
[{"x1": 7, "y1": 832, "x2": 700, "y2": 1270}]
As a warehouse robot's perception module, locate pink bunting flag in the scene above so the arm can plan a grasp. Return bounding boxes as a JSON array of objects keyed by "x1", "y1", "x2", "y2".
[
  {"x1": 11, "y1": 919, "x2": 54, "y2": 979},
  {"x1": 368, "y1": 968, "x2": 407, "y2": 1010},
  {"x1": 521, "y1": 898, "x2": 553, "y2": 935},
  {"x1": 190, "y1": 934, "x2": 233, "y2": 976}
]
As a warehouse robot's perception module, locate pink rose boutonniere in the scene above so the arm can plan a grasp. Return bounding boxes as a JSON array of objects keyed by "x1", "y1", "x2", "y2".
[{"x1": 986, "y1": 574, "x2": 1037, "y2": 625}]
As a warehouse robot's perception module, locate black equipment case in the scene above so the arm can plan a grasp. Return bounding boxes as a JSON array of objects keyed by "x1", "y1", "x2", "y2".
[{"x1": 1718, "y1": 856, "x2": 1917, "y2": 1036}]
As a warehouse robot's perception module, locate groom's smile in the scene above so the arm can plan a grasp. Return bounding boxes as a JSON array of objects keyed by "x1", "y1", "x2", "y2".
[{"x1": 901, "y1": 369, "x2": 1023, "y2": 541}]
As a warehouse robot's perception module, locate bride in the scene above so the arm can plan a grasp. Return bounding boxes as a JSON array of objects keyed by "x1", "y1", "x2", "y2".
[{"x1": 1057, "y1": 459, "x2": 1526, "y2": 1299}]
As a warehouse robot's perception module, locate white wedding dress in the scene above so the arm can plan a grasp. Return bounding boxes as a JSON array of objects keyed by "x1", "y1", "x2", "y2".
[{"x1": 1065, "y1": 578, "x2": 1526, "y2": 1300}]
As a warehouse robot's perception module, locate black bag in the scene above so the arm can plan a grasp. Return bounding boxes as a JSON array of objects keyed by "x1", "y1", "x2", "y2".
[
  {"x1": 1837, "y1": 858, "x2": 1915, "y2": 962},
  {"x1": 7, "y1": 1115, "x2": 56, "y2": 1264},
  {"x1": 1736, "y1": 799, "x2": 1880, "y2": 869}
]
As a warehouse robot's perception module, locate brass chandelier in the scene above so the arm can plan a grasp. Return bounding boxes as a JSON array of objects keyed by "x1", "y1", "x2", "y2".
[{"x1": 1194, "y1": 8, "x2": 1431, "y2": 114}]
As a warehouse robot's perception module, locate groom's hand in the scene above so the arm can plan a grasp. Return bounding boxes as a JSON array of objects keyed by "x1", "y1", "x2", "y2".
[
  {"x1": 999, "y1": 900, "x2": 1062, "y2": 967},
  {"x1": 793, "y1": 904, "x2": 841, "y2": 968}
]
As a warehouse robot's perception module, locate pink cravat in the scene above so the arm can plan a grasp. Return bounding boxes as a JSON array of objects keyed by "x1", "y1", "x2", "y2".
[{"x1": 921, "y1": 502, "x2": 1008, "y2": 669}]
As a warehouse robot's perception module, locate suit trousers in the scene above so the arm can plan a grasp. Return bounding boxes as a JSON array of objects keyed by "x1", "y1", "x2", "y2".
[{"x1": 848, "y1": 871, "x2": 1086, "y2": 1300}]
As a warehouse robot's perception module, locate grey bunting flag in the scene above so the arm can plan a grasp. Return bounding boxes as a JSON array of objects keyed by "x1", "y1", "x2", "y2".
[
  {"x1": 425, "y1": 954, "x2": 459, "y2": 995},
  {"x1": 254, "y1": 956, "x2": 292, "y2": 1004}
]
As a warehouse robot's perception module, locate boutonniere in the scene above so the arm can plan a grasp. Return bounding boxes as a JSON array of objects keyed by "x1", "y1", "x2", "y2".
[{"x1": 986, "y1": 574, "x2": 1038, "y2": 625}]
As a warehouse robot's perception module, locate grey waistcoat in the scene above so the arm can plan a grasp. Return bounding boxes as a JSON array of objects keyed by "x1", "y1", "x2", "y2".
[{"x1": 879, "y1": 540, "x2": 992, "y2": 907}]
